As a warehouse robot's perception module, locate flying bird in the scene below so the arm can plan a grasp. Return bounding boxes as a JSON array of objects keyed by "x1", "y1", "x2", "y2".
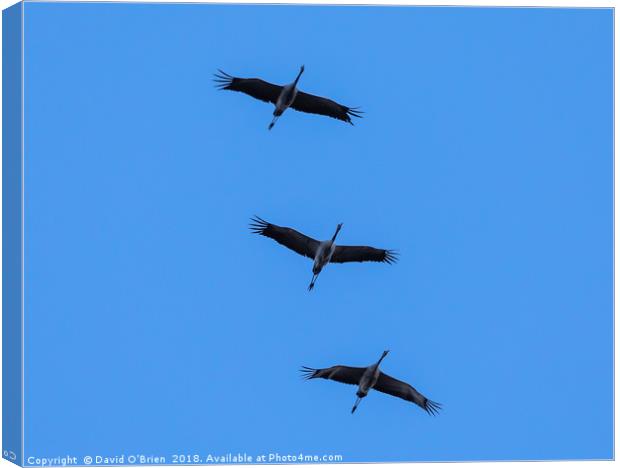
[
  {"x1": 250, "y1": 216, "x2": 397, "y2": 291},
  {"x1": 214, "y1": 66, "x2": 363, "y2": 130},
  {"x1": 301, "y1": 350, "x2": 441, "y2": 415}
]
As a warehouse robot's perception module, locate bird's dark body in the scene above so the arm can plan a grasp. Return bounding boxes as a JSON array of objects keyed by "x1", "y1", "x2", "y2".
[
  {"x1": 358, "y1": 367, "x2": 381, "y2": 396},
  {"x1": 312, "y1": 243, "x2": 334, "y2": 274},
  {"x1": 276, "y1": 85, "x2": 298, "y2": 113}
]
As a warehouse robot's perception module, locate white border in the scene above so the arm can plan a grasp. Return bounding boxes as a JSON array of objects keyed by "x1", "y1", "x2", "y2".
[{"x1": 20, "y1": 1, "x2": 23, "y2": 465}]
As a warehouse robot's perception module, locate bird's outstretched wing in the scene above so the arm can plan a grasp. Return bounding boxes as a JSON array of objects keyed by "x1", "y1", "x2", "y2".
[
  {"x1": 300, "y1": 365, "x2": 366, "y2": 386},
  {"x1": 214, "y1": 70, "x2": 282, "y2": 104},
  {"x1": 374, "y1": 372, "x2": 442, "y2": 415},
  {"x1": 291, "y1": 91, "x2": 363, "y2": 124},
  {"x1": 250, "y1": 216, "x2": 320, "y2": 260},
  {"x1": 330, "y1": 246, "x2": 398, "y2": 264}
]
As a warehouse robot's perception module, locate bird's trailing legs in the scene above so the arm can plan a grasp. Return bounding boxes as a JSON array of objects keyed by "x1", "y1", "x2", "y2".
[
  {"x1": 308, "y1": 274, "x2": 318, "y2": 292},
  {"x1": 351, "y1": 396, "x2": 362, "y2": 414},
  {"x1": 268, "y1": 115, "x2": 280, "y2": 130}
]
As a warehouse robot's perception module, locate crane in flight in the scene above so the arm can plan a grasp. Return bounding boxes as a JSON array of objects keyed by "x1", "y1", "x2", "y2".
[
  {"x1": 215, "y1": 66, "x2": 362, "y2": 130},
  {"x1": 250, "y1": 216, "x2": 397, "y2": 291},
  {"x1": 301, "y1": 350, "x2": 441, "y2": 415}
]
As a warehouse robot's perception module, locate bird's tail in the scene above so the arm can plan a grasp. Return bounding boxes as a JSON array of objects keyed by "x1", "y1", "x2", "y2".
[
  {"x1": 351, "y1": 397, "x2": 362, "y2": 414},
  {"x1": 308, "y1": 274, "x2": 318, "y2": 292}
]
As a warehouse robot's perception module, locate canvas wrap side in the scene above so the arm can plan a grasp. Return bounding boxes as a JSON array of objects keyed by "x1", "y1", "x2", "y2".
[{"x1": 3, "y1": 2, "x2": 24, "y2": 466}]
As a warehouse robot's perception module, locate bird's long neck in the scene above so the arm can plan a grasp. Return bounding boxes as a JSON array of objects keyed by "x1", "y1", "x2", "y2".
[
  {"x1": 293, "y1": 67, "x2": 304, "y2": 87},
  {"x1": 376, "y1": 350, "x2": 389, "y2": 367},
  {"x1": 331, "y1": 224, "x2": 342, "y2": 243}
]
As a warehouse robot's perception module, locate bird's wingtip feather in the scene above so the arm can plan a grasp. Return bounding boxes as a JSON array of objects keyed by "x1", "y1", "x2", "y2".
[
  {"x1": 384, "y1": 250, "x2": 399, "y2": 264},
  {"x1": 299, "y1": 366, "x2": 319, "y2": 380},
  {"x1": 425, "y1": 399, "x2": 442, "y2": 416},
  {"x1": 347, "y1": 107, "x2": 364, "y2": 119},
  {"x1": 249, "y1": 215, "x2": 270, "y2": 234},
  {"x1": 213, "y1": 70, "x2": 234, "y2": 89}
]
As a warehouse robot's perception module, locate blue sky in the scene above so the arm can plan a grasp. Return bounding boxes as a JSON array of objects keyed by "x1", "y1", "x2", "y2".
[{"x1": 22, "y1": 3, "x2": 612, "y2": 462}]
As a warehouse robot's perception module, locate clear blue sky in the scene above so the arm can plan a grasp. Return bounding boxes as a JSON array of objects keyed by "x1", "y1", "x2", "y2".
[{"x1": 23, "y1": 3, "x2": 612, "y2": 463}]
